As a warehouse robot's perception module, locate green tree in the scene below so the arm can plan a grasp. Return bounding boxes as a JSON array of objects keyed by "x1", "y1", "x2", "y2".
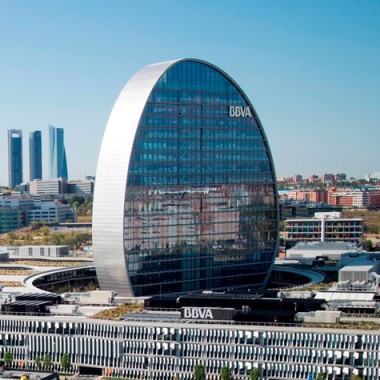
[
  {"x1": 7, "y1": 231, "x2": 16, "y2": 244},
  {"x1": 194, "y1": 364, "x2": 206, "y2": 380},
  {"x1": 35, "y1": 355, "x2": 42, "y2": 369},
  {"x1": 250, "y1": 368, "x2": 259, "y2": 380},
  {"x1": 316, "y1": 372, "x2": 327, "y2": 380},
  {"x1": 351, "y1": 375, "x2": 363, "y2": 380},
  {"x1": 43, "y1": 353, "x2": 52, "y2": 369},
  {"x1": 60, "y1": 353, "x2": 71, "y2": 372},
  {"x1": 3, "y1": 351, "x2": 13, "y2": 368},
  {"x1": 363, "y1": 240, "x2": 373, "y2": 252},
  {"x1": 220, "y1": 366, "x2": 232, "y2": 380}
]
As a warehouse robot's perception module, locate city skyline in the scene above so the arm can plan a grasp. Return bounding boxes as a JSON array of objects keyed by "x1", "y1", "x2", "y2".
[{"x1": 0, "y1": 1, "x2": 379, "y2": 185}]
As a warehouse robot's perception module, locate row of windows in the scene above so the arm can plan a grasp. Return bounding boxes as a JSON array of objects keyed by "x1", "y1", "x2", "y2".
[
  {"x1": 140, "y1": 115, "x2": 260, "y2": 129},
  {"x1": 129, "y1": 163, "x2": 271, "y2": 175},
  {"x1": 128, "y1": 173, "x2": 275, "y2": 186},
  {"x1": 150, "y1": 90, "x2": 245, "y2": 106},
  {"x1": 145, "y1": 103, "x2": 250, "y2": 117},
  {"x1": 137, "y1": 126, "x2": 263, "y2": 139},
  {"x1": 3, "y1": 317, "x2": 379, "y2": 379},
  {"x1": 132, "y1": 152, "x2": 269, "y2": 163},
  {"x1": 134, "y1": 139, "x2": 267, "y2": 151}
]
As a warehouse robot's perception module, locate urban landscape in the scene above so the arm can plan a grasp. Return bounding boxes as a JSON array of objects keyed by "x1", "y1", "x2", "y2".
[{"x1": 0, "y1": 2, "x2": 379, "y2": 380}]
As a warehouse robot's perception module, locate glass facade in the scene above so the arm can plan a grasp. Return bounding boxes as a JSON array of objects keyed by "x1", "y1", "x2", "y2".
[
  {"x1": 8, "y1": 129, "x2": 23, "y2": 189},
  {"x1": 49, "y1": 125, "x2": 68, "y2": 179},
  {"x1": 93, "y1": 59, "x2": 279, "y2": 297},
  {"x1": 29, "y1": 130, "x2": 43, "y2": 181}
]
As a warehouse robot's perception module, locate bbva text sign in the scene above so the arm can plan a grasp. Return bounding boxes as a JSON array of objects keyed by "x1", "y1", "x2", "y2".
[
  {"x1": 182, "y1": 307, "x2": 214, "y2": 319},
  {"x1": 229, "y1": 106, "x2": 252, "y2": 118}
]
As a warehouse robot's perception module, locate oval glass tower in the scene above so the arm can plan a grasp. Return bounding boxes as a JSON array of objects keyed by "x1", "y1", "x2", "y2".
[{"x1": 93, "y1": 59, "x2": 279, "y2": 297}]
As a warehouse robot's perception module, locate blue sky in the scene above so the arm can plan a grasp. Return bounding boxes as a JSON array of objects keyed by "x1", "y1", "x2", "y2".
[{"x1": 0, "y1": 0, "x2": 379, "y2": 185}]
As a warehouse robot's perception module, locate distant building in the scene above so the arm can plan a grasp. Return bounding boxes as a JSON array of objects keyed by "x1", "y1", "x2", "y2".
[
  {"x1": 327, "y1": 187, "x2": 380, "y2": 208},
  {"x1": 67, "y1": 179, "x2": 95, "y2": 195},
  {"x1": 327, "y1": 187, "x2": 364, "y2": 207},
  {"x1": 8, "y1": 129, "x2": 23, "y2": 189},
  {"x1": 14, "y1": 245, "x2": 69, "y2": 258},
  {"x1": 365, "y1": 172, "x2": 380, "y2": 181},
  {"x1": 0, "y1": 207, "x2": 23, "y2": 233},
  {"x1": 320, "y1": 173, "x2": 334, "y2": 182},
  {"x1": 29, "y1": 178, "x2": 67, "y2": 195},
  {"x1": 27, "y1": 201, "x2": 75, "y2": 223},
  {"x1": 367, "y1": 188, "x2": 380, "y2": 208},
  {"x1": 334, "y1": 173, "x2": 346, "y2": 181},
  {"x1": 308, "y1": 175, "x2": 319, "y2": 183},
  {"x1": 0, "y1": 194, "x2": 34, "y2": 229},
  {"x1": 279, "y1": 200, "x2": 342, "y2": 220},
  {"x1": 287, "y1": 188, "x2": 327, "y2": 203},
  {"x1": 284, "y1": 212, "x2": 363, "y2": 247},
  {"x1": 286, "y1": 241, "x2": 358, "y2": 260},
  {"x1": 49, "y1": 125, "x2": 68, "y2": 180},
  {"x1": 29, "y1": 130, "x2": 43, "y2": 180},
  {"x1": 292, "y1": 174, "x2": 302, "y2": 183}
]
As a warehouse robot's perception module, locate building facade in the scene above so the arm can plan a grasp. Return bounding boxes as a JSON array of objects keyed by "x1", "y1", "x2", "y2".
[
  {"x1": 93, "y1": 59, "x2": 279, "y2": 297},
  {"x1": 287, "y1": 189, "x2": 327, "y2": 203},
  {"x1": 29, "y1": 130, "x2": 43, "y2": 181},
  {"x1": 29, "y1": 178, "x2": 67, "y2": 195},
  {"x1": 49, "y1": 125, "x2": 68, "y2": 180},
  {"x1": 27, "y1": 201, "x2": 75, "y2": 224},
  {"x1": 0, "y1": 316, "x2": 378, "y2": 379},
  {"x1": 8, "y1": 129, "x2": 23, "y2": 189},
  {"x1": 284, "y1": 212, "x2": 363, "y2": 245},
  {"x1": 0, "y1": 207, "x2": 23, "y2": 233},
  {"x1": 14, "y1": 245, "x2": 69, "y2": 258}
]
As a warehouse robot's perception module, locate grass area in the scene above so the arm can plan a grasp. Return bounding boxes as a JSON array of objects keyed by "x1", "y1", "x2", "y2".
[
  {"x1": 343, "y1": 209, "x2": 380, "y2": 236},
  {"x1": 0, "y1": 281, "x2": 25, "y2": 287},
  {"x1": 90, "y1": 303, "x2": 144, "y2": 321},
  {"x1": 77, "y1": 215, "x2": 92, "y2": 223},
  {"x1": 0, "y1": 269, "x2": 34, "y2": 275},
  {"x1": 10, "y1": 260, "x2": 91, "y2": 267},
  {"x1": 303, "y1": 321, "x2": 380, "y2": 331}
]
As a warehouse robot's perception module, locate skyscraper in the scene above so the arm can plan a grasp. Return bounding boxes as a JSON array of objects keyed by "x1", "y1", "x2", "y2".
[
  {"x1": 93, "y1": 59, "x2": 279, "y2": 297},
  {"x1": 8, "y1": 129, "x2": 23, "y2": 189},
  {"x1": 29, "y1": 130, "x2": 42, "y2": 181},
  {"x1": 49, "y1": 125, "x2": 68, "y2": 179}
]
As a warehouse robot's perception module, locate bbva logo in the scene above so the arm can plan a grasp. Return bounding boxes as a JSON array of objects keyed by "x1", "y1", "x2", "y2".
[
  {"x1": 229, "y1": 105, "x2": 252, "y2": 118},
  {"x1": 183, "y1": 307, "x2": 214, "y2": 319}
]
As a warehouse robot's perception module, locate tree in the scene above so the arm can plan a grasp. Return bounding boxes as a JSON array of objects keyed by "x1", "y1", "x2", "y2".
[
  {"x1": 250, "y1": 368, "x2": 259, "y2": 380},
  {"x1": 194, "y1": 364, "x2": 206, "y2": 380},
  {"x1": 3, "y1": 351, "x2": 13, "y2": 368},
  {"x1": 220, "y1": 366, "x2": 232, "y2": 380},
  {"x1": 43, "y1": 354, "x2": 52, "y2": 369},
  {"x1": 363, "y1": 240, "x2": 373, "y2": 252},
  {"x1": 351, "y1": 375, "x2": 363, "y2": 380},
  {"x1": 316, "y1": 372, "x2": 327, "y2": 380},
  {"x1": 60, "y1": 353, "x2": 71, "y2": 372},
  {"x1": 35, "y1": 355, "x2": 42, "y2": 369}
]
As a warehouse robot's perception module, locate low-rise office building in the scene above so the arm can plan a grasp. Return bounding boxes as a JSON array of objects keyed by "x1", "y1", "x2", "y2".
[
  {"x1": 0, "y1": 315, "x2": 378, "y2": 379},
  {"x1": 284, "y1": 212, "x2": 363, "y2": 247},
  {"x1": 14, "y1": 245, "x2": 69, "y2": 258},
  {"x1": 0, "y1": 207, "x2": 23, "y2": 233},
  {"x1": 29, "y1": 178, "x2": 68, "y2": 195},
  {"x1": 27, "y1": 201, "x2": 75, "y2": 223}
]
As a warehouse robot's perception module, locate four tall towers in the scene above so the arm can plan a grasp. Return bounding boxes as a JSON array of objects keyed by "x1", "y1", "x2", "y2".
[{"x1": 7, "y1": 125, "x2": 68, "y2": 188}]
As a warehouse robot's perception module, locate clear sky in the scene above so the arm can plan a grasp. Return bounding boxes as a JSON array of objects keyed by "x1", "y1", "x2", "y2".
[{"x1": 0, "y1": 0, "x2": 379, "y2": 185}]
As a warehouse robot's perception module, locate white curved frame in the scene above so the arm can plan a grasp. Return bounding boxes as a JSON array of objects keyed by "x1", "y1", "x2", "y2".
[{"x1": 93, "y1": 60, "x2": 178, "y2": 297}]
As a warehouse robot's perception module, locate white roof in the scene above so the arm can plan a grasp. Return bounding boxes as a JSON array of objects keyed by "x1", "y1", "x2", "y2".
[{"x1": 315, "y1": 292, "x2": 375, "y2": 301}]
